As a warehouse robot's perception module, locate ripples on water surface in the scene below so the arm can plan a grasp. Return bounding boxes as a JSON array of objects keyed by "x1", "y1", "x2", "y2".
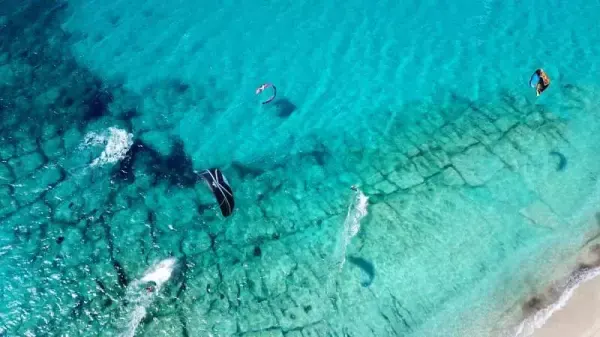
[{"x1": 1, "y1": 0, "x2": 600, "y2": 336}]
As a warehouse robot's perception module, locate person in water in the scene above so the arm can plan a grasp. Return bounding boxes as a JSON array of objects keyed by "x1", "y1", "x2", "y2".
[
  {"x1": 255, "y1": 84, "x2": 270, "y2": 95},
  {"x1": 533, "y1": 69, "x2": 551, "y2": 96},
  {"x1": 145, "y1": 281, "x2": 156, "y2": 293}
]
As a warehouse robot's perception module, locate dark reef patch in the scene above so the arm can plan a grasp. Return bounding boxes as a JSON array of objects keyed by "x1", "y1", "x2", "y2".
[
  {"x1": 113, "y1": 260, "x2": 129, "y2": 288},
  {"x1": 301, "y1": 142, "x2": 330, "y2": 166},
  {"x1": 0, "y1": 1, "x2": 152, "y2": 335},
  {"x1": 576, "y1": 263, "x2": 592, "y2": 273},
  {"x1": 121, "y1": 108, "x2": 140, "y2": 121},
  {"x1": 230, "y1": 161, "x2": 266, "y2": 179},
  {"x1": 82, "y1": 80, "x2": 114, "y2": 122},
  {"x1": 196, "y1": 202, "x2": 215, "y2": 216},
  {"x1": 0, "y1": 0, "x2": 134, "y2": 139},
  {"x1": 115, "y1": 139, "x2": 198, "y2": 188},
  {"x1": 523, "y1": 295, "x2": 545, "y2": 314},
  {"x1": 116, "y1": 107, "x2": 141, "y2": 131},
  {"x1": 169, "y1": 78, "x2": 190, "y2": 94}
]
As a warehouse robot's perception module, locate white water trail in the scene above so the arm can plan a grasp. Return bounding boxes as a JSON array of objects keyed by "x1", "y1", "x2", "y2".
[
  {"x1": 335, "y1": 188, "x2": 369, "y2": 271},
  {"x1": 83, "y1": 126, "x2": 133, "y2": 167},
  {"x1": 325, "y1": 187, "x2": 369, "y2": 312},
  {"x1": 120, "y1": 258, "x2": 177, "y2": 337},
  {"x1": 511, "y1": 266, "x2": 600, "y2": 337}
]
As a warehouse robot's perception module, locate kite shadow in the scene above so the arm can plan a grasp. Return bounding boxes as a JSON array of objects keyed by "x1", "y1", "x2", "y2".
[{"x1": 271, "y1": 98, "x2": 297, "y2": 118}]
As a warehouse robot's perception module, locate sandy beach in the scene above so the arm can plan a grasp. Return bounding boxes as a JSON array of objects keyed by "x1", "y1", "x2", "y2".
[
  {"x1": 530, "y1": 273, "x2": 600, "y2": 337},
  {"x1": 525, "y1": 236, "x2": 600, "y2": 337}
]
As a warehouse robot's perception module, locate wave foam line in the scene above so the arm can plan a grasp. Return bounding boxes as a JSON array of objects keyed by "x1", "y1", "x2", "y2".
[{"x1": 511, "y1": 266, "x2": 600, "y2": 337}]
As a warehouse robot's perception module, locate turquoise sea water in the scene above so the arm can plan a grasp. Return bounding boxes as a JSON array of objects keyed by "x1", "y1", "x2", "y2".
[{"x1": 2, "y1": 0, "x2": 600, "y2": 336}]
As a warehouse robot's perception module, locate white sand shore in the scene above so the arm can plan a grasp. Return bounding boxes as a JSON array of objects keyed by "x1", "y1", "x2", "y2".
[{"x1": 530, "y1": 267, "x2": 600, "y2": 337}]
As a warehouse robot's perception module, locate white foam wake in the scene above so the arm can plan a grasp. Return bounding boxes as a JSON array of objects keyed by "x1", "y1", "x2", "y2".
[
  {"x1": 83, "y1": 127, "x2": 133, "y2": 167},
  {"x1": 511, "y1": 266, "x2": 600, "y2": 337},
  {"x1": 335, "y1": 187, "x2": 369, "y2": 271},
  {"x1": 120, "y1": 258, "x2": 177, "y2": 337}
]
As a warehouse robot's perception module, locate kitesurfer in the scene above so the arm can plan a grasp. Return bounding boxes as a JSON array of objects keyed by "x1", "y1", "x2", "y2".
[
  {"x1": 530, "y1": 69, "x2": 551, "y2": 96},
  {"x1": 145, "y1": 281, "x2": 156, "y2": 293}
]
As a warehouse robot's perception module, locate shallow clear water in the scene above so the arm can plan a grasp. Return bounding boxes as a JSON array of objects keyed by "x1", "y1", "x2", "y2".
[{"x1": 1, "y1": 1, "x2": 600, "y2": 336}]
